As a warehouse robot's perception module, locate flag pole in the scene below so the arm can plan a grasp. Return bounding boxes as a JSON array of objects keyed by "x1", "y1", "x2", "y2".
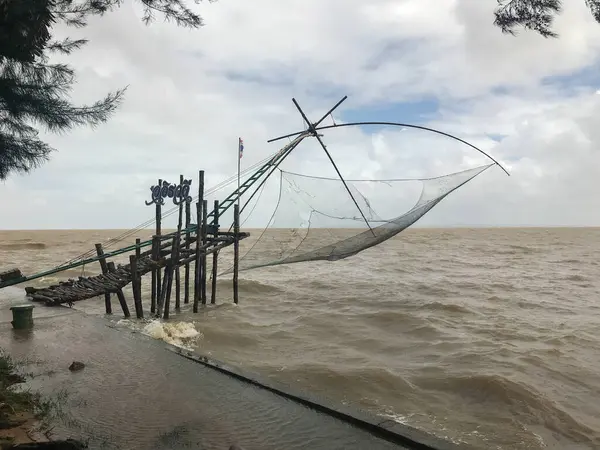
[{"x1": 237, "y1": 138, "x2": 242, "y2": 208}]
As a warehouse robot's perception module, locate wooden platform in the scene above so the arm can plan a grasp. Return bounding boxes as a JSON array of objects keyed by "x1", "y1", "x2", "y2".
[{"x1": 24, "y1": 231, "x2": 248, "y2": 309}]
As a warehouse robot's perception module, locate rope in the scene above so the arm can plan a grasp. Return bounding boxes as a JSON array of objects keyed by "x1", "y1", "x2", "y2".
[{"x1": 54, "y1": 151, "x2": 282, "y2": 269}]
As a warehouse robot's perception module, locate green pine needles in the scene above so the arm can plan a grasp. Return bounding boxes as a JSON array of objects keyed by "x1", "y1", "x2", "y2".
[{"x1": 0, "y1": 0, "x2": 206, "y2": 180}]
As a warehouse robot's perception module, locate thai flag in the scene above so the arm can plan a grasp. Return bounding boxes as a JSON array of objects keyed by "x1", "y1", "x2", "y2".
[{"x1": 239, "y1": 138, "x2": 244, "y2": 159}]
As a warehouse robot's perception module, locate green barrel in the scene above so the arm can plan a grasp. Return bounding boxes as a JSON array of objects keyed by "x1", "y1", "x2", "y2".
[{"x1": 10, "y1": 304, "x2": 35, "y2": 330}]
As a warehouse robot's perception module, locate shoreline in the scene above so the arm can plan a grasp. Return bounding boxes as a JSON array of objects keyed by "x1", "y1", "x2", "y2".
[{"x1": 0, "y1": 304, "x2": 468, "y2": 450}]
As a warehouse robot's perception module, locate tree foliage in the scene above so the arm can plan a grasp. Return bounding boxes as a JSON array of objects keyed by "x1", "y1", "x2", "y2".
[
  {"x1": 494, "y1": 0, "x2": 600, "y2": 37},
  {"x1": 0, "y1": 0, "x2": 207, "y2": 180}
]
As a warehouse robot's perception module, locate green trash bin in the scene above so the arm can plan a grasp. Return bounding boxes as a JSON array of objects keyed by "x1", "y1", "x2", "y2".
[{"x1": 10, "y1": 304, "x2": 34, "y2": 330}]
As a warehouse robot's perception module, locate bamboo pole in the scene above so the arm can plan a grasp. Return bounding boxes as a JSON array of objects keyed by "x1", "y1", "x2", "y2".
[
  {"x1": 155, "y1": 201, "x2": 162, "y2": 304},
  {"x1": 135, "y1": 238, "x2": 142, "y2": 308},
  {"x1": 150, "y1": 235, "x2": 159, "y2": 313},
  {"x1": 130, "y1": 254, "x2": 143, "y2": 319},
  {"x1": 211, "y1": 200, "x2": 219, "y2": 305},
  {"x1": 95, "y1": 243, "x2": 112, "y2": 314},
  {"x1": 233, "y1": 204, "x2": 240, "y2": 305},
  {"x1": 163, "y1": 236, "x2": 177, "y2": 319},
  {"x1": 157, "y1": 236, "x2": 177, "y2": 318},
  {"x1": 184, "y1": 199, "x2": 191, "y2": 304},
  {"x1": 201, "y1": 199, "x2": 208, "y2": 305},
  {"x1": 157, "y1": 265, "x2": 169, "y2": 318},
  {"x1": 107, "y1": 261, "x2": 130, "y2": 318},
  {"x1": 194, "y1": 170, "x2": 204, "y2": 312},
  {"x1": 175, "y1": 174, "x2": 184, "y2": 310}
]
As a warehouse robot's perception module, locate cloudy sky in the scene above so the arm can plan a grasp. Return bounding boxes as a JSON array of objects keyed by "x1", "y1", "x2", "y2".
[{"x1": 2, "y1": 0, "x2": 600, "y2": 230}]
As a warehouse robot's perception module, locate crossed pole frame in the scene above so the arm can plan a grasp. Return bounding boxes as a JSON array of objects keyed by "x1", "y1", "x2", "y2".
[{"x1": 270, "y1": 96, "x2": 376, "y2": 236}]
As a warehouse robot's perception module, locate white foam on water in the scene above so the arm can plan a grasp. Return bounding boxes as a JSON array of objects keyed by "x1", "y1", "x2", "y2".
[{"x1": 141, "y1": 319, "x2": 202, "y2": 350}]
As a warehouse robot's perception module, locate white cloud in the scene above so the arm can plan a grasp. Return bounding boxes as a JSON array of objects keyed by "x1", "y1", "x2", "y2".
[{"x1": 1, "y1": 0, "x2": 600, "y2": 230}]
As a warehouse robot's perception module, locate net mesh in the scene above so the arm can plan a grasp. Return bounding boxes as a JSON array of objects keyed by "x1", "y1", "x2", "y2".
[{"x1": 218, "y1": 162, "x2": 494, "y2": 274}]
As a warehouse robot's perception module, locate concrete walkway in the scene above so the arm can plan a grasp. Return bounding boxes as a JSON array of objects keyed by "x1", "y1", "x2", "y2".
[{"x1": 0, "y1": 290, "x2": 466, "y2": 450}]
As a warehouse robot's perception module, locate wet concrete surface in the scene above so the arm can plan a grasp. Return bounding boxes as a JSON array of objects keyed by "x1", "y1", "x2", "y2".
[{"x1": 0, "y1": 294, "x2": 413, "y2": 450}]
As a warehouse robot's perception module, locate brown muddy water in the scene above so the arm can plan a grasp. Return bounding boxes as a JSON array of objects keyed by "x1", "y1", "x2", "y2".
[{"x1": 0, "y1": 227, "x2": 599, "y2": 450}]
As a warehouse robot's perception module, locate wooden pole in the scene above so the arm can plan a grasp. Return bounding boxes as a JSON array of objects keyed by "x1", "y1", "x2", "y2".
[
  {"x1": 211, "y1": 199, "x2": 219, "y2": 305},
  {"x1": 201, "y1": 199, "x2": 208, "y2": 305},
  {"x1": 135, "y1": 238, "x2": 142, "y2": 308},
  {"x1": 150, "y1": 235, "x2": 159, "y2": 313},
  {"x1": 129, "y1": 254, "x2": 143, "y2": 319},
  {"x1": 184, "y1": 199, "x2": 191, "y2": 304},
  {"x1": 95, "y1": 243, "x2": 112, "y2": 314},
  {"x1": 193, "y1": 170, "x2": 204, "y2": 312},
  {"x1": 175, "y1": 174, "x2": 184, "y2": 310},
  {"x1": 157, "y1": 265, "x2": 169, "y2": 318},
  {"x1": 155, "y1": 202, "x2": 162, "y2": 304},
  {"x1": 163, "y1": 236, "x2": 177, "y2": 319},
  {"x1": 107, "y1": 261, "x2": 130, "y2": 318},
  {"x1": 233, "y1": 204, "x2": 240, "y2": 305}
]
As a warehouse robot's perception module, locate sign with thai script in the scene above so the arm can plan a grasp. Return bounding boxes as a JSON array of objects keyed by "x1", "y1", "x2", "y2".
[{"x1": 145, "y1": 179, "x2": 193, "y2": 206}]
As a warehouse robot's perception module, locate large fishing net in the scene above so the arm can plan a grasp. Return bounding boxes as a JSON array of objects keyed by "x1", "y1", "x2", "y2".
[{"x1": 217, "y1": 162, "x2": 494, "y2": 274}]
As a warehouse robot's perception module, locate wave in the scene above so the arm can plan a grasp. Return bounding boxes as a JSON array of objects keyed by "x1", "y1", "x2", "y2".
[
  {"x1": 141, "y1": 320, "x2": 202, "y2": 350},
  {"x1": 276, "y1": 362, "x2": 416, "y2": 399},
  {"x1": 0, "y1": 242, "x2": 47, "y2": 250},
  {"x1": 416, "y1": 374, "x2": 599, "y2": 446},
  {"x1": 418, "y1": 301, "x2": 474, "y2": 315},
  {"x1": 564, "y1": 274, "x2": 588, "y2": 282},
  {"x1": 238, "y1": 279, "x2": 283, "y2": 295}
]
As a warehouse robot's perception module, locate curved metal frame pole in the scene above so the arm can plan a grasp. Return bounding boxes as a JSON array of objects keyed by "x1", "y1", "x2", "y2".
[{"x1": 268, "y1": 121, "x2": 510, "y2": 177}]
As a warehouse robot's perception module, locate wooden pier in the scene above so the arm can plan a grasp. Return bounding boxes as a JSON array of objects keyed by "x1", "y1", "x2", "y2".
[{"x1": 7, "y1": 169, "x2": 250, "y2": 319}]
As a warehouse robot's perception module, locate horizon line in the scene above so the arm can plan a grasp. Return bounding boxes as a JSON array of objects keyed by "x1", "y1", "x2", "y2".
[{"x1": 1, "y1": 225, "x2": 600, "y2": 232}]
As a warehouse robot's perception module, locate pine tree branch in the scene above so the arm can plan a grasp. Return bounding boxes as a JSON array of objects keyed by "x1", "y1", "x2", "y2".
[
  {"x1": 0, "y1": 0, "x2": 208, "y2": 180},
  {"x1": 585, "y1": 0, "x2": 600, "y2": 22},
  {"x1": 139, "y1": 0, "x2": 204, "y2": 28},
  {"x1": 47, "y1": 38, "x2": 89, "y2": 55},
  {"x1": 494, "y1": 0, "x2": 562, "y2": 38},
  {"x1": 0, "y1": 129, "x2": 54, "y2": 180}
]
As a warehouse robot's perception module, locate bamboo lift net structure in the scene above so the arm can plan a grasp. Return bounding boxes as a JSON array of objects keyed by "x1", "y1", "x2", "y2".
[{"x1": 0, "y1": 96, "x2": 509, "y2": 296}]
